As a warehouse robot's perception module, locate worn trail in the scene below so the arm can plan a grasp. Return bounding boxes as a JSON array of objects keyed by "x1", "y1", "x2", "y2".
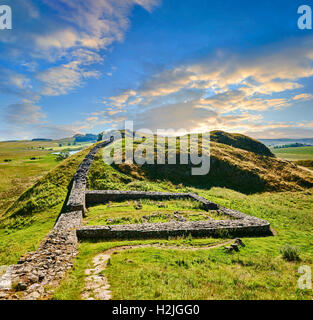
[{"x1": 82, "y1": 240, "x2": 234, "y2": 300}]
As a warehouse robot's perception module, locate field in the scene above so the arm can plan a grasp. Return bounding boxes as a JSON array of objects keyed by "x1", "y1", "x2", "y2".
[
  {"x1": 0, "y1": 140, "x2": 92, "y2": 215},
  {"x1": 272, "y1": 146, "x2": 313, "y2": 161}
]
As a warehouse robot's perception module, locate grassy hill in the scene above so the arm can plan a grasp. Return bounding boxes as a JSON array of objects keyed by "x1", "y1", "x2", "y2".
[
  {"x1": 0, "y1": 146, "x2": 93, "y2": 265},
  {"x1": 210, "y1": 130, "x2": 274, "y2": 157},
  {"x1": 88, "y1": 135, "x2": 313, "y2": 194}
]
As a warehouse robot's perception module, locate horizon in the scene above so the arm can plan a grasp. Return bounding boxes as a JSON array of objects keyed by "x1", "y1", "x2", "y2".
[{"x1": 1, "y1": 1, "x2": 313, "y2": 141}]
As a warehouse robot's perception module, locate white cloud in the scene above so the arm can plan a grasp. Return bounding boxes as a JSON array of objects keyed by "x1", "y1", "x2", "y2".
[{"x1": 36, "y1": 61, "x2": 100, "y2": 96}]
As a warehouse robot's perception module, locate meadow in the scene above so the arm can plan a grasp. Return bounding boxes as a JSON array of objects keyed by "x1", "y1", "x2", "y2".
[{"x1": 272, "y1": 146, "x2": 313, "y2": 161}]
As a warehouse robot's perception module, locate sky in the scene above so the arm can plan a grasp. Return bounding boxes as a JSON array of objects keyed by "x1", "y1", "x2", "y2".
[{"x1": 0, "y1": 0, "x2": 313, "y2": 140}]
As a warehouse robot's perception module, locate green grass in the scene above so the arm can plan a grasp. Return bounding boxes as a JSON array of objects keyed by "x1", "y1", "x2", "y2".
[
  {"x1": 272, "y1": 146, "x2": 313, "y2": 161},
  {"x1": 0, "y1": 206, "x2": 61, "y2": 265},
  {"x1": 52, "y1": 237, "x2": 226, "y2": 300},
  {"x1": 0, "y1": 139, "x2": 91, "y2": 215},
  {"x1": 0, "y1": 145, "x2": 95, "y2": 265},
  {"x1": 85, "y1": 199, "x2": 230, "y2": 226},
  {"x1": 54, "y1": 187, "x2": 313, "y2": 300},
  {"x1": 89, "y1": 138, "x2": 313, "y2": 194}
]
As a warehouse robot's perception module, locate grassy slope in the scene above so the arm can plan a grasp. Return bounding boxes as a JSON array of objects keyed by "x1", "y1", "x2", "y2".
[
  {"x1": 88, "y1": 139, "x2": 313, "y2": 194},
  {"x1": 52, "y1": 142, "x2": 313, "y2": 300},
  {"x1": 210, "y1": 130, "x2": 274, "y2": 157},
  {"x1": 0, "y1": 145, "x2": 94, "y2": 265}
]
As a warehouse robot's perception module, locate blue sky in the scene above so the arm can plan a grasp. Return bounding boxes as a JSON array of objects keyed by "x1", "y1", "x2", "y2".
[{"x1": 0, "y1": 0, "x2": 313, "y2": 140}]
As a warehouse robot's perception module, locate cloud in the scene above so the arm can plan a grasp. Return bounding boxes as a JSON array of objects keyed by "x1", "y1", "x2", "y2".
[
  {"x1": 104, "y1": 36, "x2": 313, "y2": 137},
  {"x1": 36, "y1": 61, "x2": 101, "y2": 96},
  {"x1": 0, "y1": 69, "x2": 35, "y2": 98},
  {"x1": 292, "y1": 93, "x2": 313, "y2": 101},
  {"x1": 3, "y1": 103, "x2": 46, "y2": 126}
]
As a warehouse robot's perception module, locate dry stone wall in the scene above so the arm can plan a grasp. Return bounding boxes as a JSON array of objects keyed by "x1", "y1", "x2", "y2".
[
  {"x1": 0, "y1": 140, "x2": 113, "y2": 300},
  {"x1": 66, "y1": 140, "x2": 112, "y2": 214}
]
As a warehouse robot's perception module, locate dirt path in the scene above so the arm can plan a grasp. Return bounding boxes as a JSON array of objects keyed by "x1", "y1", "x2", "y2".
[{"x1": 81, "y1": 240, "x2": 234, "y2": 300}]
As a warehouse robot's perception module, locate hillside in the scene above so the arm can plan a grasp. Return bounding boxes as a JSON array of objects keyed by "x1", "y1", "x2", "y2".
[
  {"x1": 88, "y1": 136, "x2": 313, "y2": 194},
  {"x1": 0, "y1": 146, "x2": 93, "y2": 265},
  {"x1": 210, "y1": 131, "x2": 274, "y2": 157}
]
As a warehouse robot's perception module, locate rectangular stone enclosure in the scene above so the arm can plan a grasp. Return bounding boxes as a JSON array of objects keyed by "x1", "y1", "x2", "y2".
[{"x1": 77, "y1": 190, "x2": 272, "y2": 240}]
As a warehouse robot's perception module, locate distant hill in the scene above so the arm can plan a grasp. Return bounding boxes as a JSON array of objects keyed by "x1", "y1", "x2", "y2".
[
  {"x1": 31, "y1": 138, "x2": 53, "y2": 142},
  {"x1": 74, "y1": 133, "x2": 97, "y2": 143},
  {"x1": 210, "y1": 130, "x2": 274, "y2": 157},
  {"x1": 260, "y1": 138, "x2": 313, "y2": 147}
]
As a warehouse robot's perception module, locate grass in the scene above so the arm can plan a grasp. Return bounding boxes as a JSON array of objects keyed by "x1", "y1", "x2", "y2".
[
  {"x1": 0, "y1": 139, "x2": 91, "y2": 215},
  {"x1": 84, "y1": 199, "x2": 230, "y2": 226},
  {"x1": 0, "y1": 145, "x2": 95, "y2": 265},
  {"x1": 88, "y1": 137, "x2": 313, "y2": 194},
  {"x1": 0, "y1": 206, "x2": 61, "y2": 265},
  {"x1": 272, "y1": 146, "x2": 313, "y2": 161},
  {"x1": 1, "y1": 135, "x2": 313, "y2": 300},
  {"x1": 53, "y1": 186, "x2": 313, "y2": 300},
  {"x1": 52, "y1": 237, "x2": 226, "y2": 300}
]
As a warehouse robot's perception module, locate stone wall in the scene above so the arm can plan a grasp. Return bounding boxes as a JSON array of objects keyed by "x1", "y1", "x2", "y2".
[
  {"x1": 78, "y1": 195, "x2": 271, "y2": 240},
  {"x1": 85, "y1": 190, "x2": 218, "y2": 210},
  {"x1": 77, "y1": 220, "x2": 271, "y2": 240},
  {"x1": 0, "y1": 140, "x2": 113, "y2": 300},
  {"x1": 66, "y1": 140, "x2": 112, "y2": 214}
]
